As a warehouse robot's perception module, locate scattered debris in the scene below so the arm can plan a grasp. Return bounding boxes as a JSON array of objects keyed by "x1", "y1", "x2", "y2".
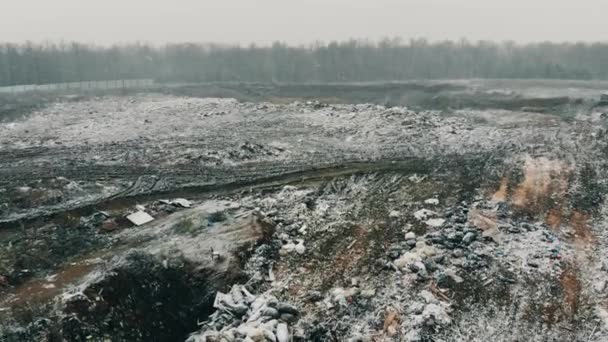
[
  {"x1": 414, "y1": 209, "x2": 438, "y2": 221},
  {"x1": 424, "y1": 198, "x2": 439, "y2": 205},
  {"x1": 384, "y1": 307, "x2": 401, "y2": 336},
  {"x1": 126, "y1": 211, "x2": 154, "y2": 226},
  {"x1": 389, "y1": 210, "x2": 401, "y2": 218},
  {"x1": 161, "y1": 198, "x2": 193, "y2": 208},
  {"x1": 425, "y1": 218, "x2": 445, "y2": 227},
  {"x1": 187, "y1": 285, "x2": 299, "y2": 342}
]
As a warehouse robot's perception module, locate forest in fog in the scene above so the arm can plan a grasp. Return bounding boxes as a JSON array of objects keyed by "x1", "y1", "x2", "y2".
[{"x1": 1, "y1": 39, "x2": 608, "y2": 86}]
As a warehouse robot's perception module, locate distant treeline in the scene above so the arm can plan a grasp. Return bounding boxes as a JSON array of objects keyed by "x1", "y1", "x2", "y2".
[{"x1": 1, "y1": 39, "x2": 608, "y2": 86}]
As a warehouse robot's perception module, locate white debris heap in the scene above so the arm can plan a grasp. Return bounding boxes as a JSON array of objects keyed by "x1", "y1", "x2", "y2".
[{"x1": 187, "y1": 285, "x2": 299, "y2": 342}]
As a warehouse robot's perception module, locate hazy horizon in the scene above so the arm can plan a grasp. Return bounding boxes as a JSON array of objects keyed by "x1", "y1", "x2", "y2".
[{"x1": 2, "y1": 0, "x2": 608, "y2": 45}]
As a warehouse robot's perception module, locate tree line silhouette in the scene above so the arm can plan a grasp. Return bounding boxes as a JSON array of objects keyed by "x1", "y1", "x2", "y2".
[{"x1": 1, "y1": 39, "x2": 607, "y2": 86}]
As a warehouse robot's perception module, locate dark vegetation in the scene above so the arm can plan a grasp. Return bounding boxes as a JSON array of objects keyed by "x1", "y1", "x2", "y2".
[{"x1": 2, "y1": 39, "x2": 608, "y2": 86}]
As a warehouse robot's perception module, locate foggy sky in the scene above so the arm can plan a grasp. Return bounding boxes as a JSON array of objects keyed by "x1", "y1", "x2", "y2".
[{"x1": 2, "y1": 0, "x2": 608, "y2": 45}]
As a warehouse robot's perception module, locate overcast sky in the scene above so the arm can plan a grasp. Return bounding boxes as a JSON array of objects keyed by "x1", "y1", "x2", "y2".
[{"x1": 2, "y1": 0, "x2": 607, "y2": 45}]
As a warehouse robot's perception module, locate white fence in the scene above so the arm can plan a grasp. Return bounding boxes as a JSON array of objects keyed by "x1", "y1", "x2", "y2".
[{"x1": 0, "y1": 79, "x2": 156, "y2": 94}]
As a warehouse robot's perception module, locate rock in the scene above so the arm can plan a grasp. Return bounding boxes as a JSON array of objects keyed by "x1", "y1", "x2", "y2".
[
  {"x1": 360, "y1": 289, "x2": 376, "y2": 298},
  {"x1": 422, "y1": 303, "x2": 451, "y2": 325},
  {"x1": 414, "y1": 209, "x2": 437, "y2": 221},
  {"x1": 414, "y1": 241, "x2": 437, "y2": 258},
  {"x1": 462, "y1": 232, "x2": 476, "y2": 245},
  {"x1": 262, "y1": 307, "x2": 280, "y2": 319},
  {"x1": 280, "y1": 313, "x2": 297, "y2": 323},
  {"x1": 394, "y1": 252, "x2": 421, "y2": 269},
  {"x1": 280, "y1": 242, "x2": 297, "y2": 255},
  {"x1": 436, "y1": 269, "x2": 463, "y2": 287},
  {"x1": 389, "y1": 210, "x2": 401, "y2": 218},
  {"x1": 230, "y1": 302, "x2": 249, "y2": 316},
  {"x1": 405, "y1": 232, "x2": 416, "y2": 240},
  {"x1": 281, "y1": 240, "x2": 305, "y2": 255},
  {"x1": 294, "y1": 242, "x2": 306, "y2": 255},
  {"x1": 425, "y1": 218, "x2": 445, "y2": 227},
  {"x1": 237, "y1": 326, "x2": 265, "y2": 340},
  {"x1": 410, "y1": 261, "x2": 427, "y2": 274},
  {"x1": 424, "y1": 198, "x2": 439, "y2": 205},
  {"x1": 452, "y1": 249, "x2": 464, "y2": 258},
  {"x1": 276, "y1": 323, "x2": 289, "y2": 342},
  {"x1": 263, "y1": 328, "x2": 278, "y2": 342},
  {"x1": 277, "y1": 302, "x2": 299, "y2": 316}
]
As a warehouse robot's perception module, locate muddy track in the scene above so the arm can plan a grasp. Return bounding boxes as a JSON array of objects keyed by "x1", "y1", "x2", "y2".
[{"x1": 0, "y1": 152, "x2": 500, "y2": 229}]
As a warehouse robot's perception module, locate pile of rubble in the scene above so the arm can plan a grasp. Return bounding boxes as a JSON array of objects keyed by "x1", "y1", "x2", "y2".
[
  {"x1": 188, "y1": 285, "x2": 300, "y2": 342},
  {"x1": 212, "y1": 161, "x2": 608, "y2": 341}
]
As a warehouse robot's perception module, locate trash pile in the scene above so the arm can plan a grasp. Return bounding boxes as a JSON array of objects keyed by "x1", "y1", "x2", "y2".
[
  {"x1": 79, "y1": 198, "x2": 195, "y2": 233},
  {"x1": 221, "y1": 163, "x2": 608, "y2": 341},
  {"x1": 188, "y1": 285, "x2": 299, "y2": 342}
]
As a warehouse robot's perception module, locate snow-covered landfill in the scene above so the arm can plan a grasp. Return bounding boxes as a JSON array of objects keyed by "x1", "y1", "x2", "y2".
[{"x1": 2, "y1": 81, "x2": 608, "y2": 341}]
